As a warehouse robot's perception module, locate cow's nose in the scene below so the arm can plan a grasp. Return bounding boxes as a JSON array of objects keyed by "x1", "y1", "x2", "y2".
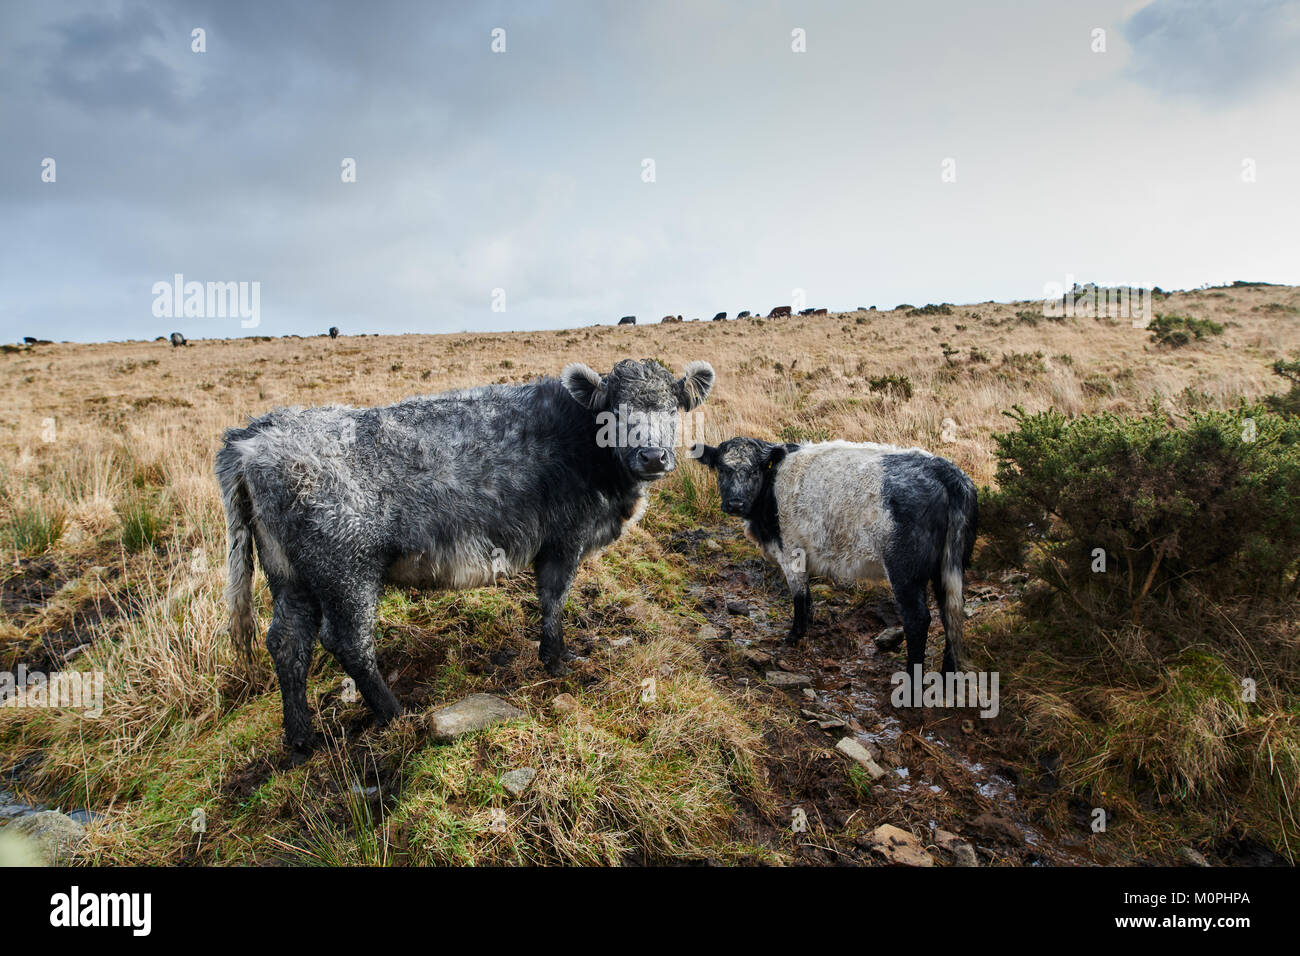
[
  {"x1": 724, "y1": 497, "x2": 745, "y2": 512},
  {"x1": 638, "y1": 447, "x2": 668, "y2": 471}
]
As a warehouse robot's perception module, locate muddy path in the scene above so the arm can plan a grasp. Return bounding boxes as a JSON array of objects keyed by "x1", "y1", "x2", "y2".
[{"x1": 670, "y1": 522, "x2": 1105, "y2": 866}]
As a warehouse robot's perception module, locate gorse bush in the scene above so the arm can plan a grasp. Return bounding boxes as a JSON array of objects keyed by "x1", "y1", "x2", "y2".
[
  {"x1": 980, "y1": 404, "x2": 1300, "y2": 856},
  {"x1": 1148, "y1": 313, "x2": 1224, "y2": 348},
  {"x1": 980, "y1": 404, "x2": 1300, "y2": 631},
  {"x1": 1266, "y1": 354, "x2": 1300, "y2": 419}
]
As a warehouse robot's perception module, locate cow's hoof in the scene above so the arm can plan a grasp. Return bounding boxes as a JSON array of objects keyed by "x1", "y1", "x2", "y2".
[
  {"x1": 542, "y1": 657, "x2": 571, "y2": 677},
  {"x1": 783, "y1": 631, "x2": 805, "y2": 646}
]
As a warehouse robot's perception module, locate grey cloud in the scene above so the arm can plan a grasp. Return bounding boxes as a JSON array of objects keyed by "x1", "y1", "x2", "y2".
[{"x1": 1123, "y1": 0, "x2": 1300, "y2": 102}]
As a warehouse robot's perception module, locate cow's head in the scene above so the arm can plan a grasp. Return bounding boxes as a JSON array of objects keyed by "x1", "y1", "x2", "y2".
[
  {"x1": 694, "y1": 437, "x2": 797, "y2": 516},
  {"x1": 562, "y1": 358, "x2": 715, "y2": 481}
]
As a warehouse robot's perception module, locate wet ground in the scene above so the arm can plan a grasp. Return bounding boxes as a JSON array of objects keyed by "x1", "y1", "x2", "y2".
[{"x1": 672, "y1": 523, "x2": 1105, "y2": 866}]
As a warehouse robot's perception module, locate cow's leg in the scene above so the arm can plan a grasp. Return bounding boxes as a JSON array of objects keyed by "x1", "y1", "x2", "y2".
[
  {"x1": 781, "y1": 557, "x2": 811, "y2": 645},
  {"x1": 932, "y1": 572, "x2": 961, "y2": 675},
  {"x1": 266, "y1": 582, "x2": 322, "y2": 752},
  {"x1": 319, "y1": 587, "x2": 402, "y2": 725},
  {"x1": 535, "y1": 547, "x2": 580, "y2": 676},
  {"x1": 895, "y1": 580, "x2": 931, "y2": 677}
]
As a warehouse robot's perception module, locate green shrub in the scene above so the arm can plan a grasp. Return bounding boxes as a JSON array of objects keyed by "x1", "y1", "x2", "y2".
[
  {"x1": 866, "y1": 373, "x2": 913, "y2": 400},
  {"x1": 1148, "y1": 314, "x2": 1224, "y2": 348},
  {"x1": 980, "y1": 404, "x2": 1300, "y2": 630},
  {"x1": 1266, "y1": 354, "x2": 1300, "y2": 418}
]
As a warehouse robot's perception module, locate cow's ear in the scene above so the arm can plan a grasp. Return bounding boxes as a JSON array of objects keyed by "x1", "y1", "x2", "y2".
[
  {"x1": 765, "y1": 443, "x2": 789, "y2": 469},
  {"x1": 691, "y1": 443, "x2": 719, "y2": 469},
  {"x1": 562, "y1": 363, "x2": 608, "y2": 410},
  {"x1": 675, "y1": 360, "x2": 716, "y2": 411}
]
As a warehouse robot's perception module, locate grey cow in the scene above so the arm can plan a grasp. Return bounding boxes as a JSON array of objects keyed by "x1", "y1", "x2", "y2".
[{"x1": 217, "y1": 358, "x2": 715, "y2": 751}]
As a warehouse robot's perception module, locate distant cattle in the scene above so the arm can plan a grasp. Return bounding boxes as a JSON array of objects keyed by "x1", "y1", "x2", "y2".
[
  {"x1": 329, "y1": 327, "x2": 339, "y2": 339},
  {"x1": 768, "y1": 306, "x2": 792, "y2": 318},
  {"x1": 217, "y1": 358, "x2": 716, "y2": 750},
  {"x1": 662, "y1": 315, "x2": 683, "y2": 324},
  {"x1": 799, "y1": 308, "x2": 816, "y2": 316},
  {"x1": 22, "y1": 336, "x2": 37, "y2": 345},
  {"x1": 736, "y1": 311, "x2": 751, "y2": 319},
  {"x1": 618, "y1": 316, "x2": 636, "y2": 325},
  {"x1": 170, "y1": 332, "x2": 187, "y2": 348},
  {"x1": 696, "y1": 438, "x2": 977, "y2": 676},
  {"x1": 712, "y1": 312, "x2": 727, "y2": 322},
  {"x1": 811, "y1": 308, "x2": 828, "y2": 316}
]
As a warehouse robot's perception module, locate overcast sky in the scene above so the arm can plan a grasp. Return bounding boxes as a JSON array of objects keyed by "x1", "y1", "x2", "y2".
[{"x1": 2, "y1": 0, "x2": 1298, "y2": 343}]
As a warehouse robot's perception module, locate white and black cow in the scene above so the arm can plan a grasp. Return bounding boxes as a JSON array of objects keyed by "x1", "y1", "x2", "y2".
[
  {"x1": 695, "y1": 438, "x2": 977, "y2": 674},
  {"x1": 217, "y1": 358, "x2": 715, "y2": 750}
]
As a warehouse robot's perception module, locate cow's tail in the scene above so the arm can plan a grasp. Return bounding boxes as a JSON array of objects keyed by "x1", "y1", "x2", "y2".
[
  {"x1": 934, "y1": 461, "x2": 978, "y2": 671},
  {"x1": 215, "y1": 433, "x2": 257, "y2": 671}
]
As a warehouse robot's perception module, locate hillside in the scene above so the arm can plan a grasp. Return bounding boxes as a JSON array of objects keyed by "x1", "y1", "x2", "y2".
[{"x1": 2, "y1": 282, "x2": 1299, "y2": 865}]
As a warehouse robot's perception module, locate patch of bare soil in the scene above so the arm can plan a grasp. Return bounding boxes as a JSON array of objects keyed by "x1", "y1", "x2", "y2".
[
  {"x1": 682, "y1": 521, "x2": 1108, "y2": 867},
  {"x1": 0, "y1": 546, "x2": 126, "y2": 672}
]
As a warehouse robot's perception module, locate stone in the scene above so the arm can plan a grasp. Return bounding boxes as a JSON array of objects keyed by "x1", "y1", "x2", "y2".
[
  {"x1": 835, "y1": 737, "x2": 887, "y2": 779},
  {"x1": 551, "y1": 693, "x2": 579, "y2": 716},
  {"x1": 429, "y1": 694, "x2": 526, "y2": 743},
  {"x1": 726, "y1": 601, "x2": 750, "y2": 616},
  {"x1": 765, "y1": 671, "x2": 812, "y2": 688},
  {"x1": 697, "y1": 624, "x2": 719, "y2": 642},
  {"x1": 501, "y1": 768, "x2": 537, "y2": 798},
  {"x1": 1178, "y1": 846, "x2": 1209, "y2": 867},
  {"x1": 741, "y1": 648, "x2": 771, "y2": 666},
  {"x1": 933, "y1": 828, "x2": 979, "y2": 866},
  {"x1": 609, "y1": 637, "x2": 633, "y2": 648},
  {"x1": 2, "y1": 811, "x2": 86, "y2": 865},
  {"x1": 861, "y1": 824, "x2": 933, "y2": 867},
  {"x1": 952, "y1": 843, "x2": 980, "y2": 867},
  {"x1": 873, "y1": 626, "x2": 905, "y2": 652},
  {"x1": 704, "y1": 538, "x2": 722, "y2": 552}
]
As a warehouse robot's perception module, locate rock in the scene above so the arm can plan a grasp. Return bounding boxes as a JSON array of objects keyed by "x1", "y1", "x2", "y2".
[
  {"x1": 429, "y1": 694, "x2": 526, "y2": 743},
  {"x1": 726, "y1": 601, "x2": 750, "y2": 616},
  {"x1": 970, "y1": 811, "x2": 1023, "y2": 845},
  {"x1": 501, "y1": 768, "x2": 537, "y2": 798},
  {"x1": 952, "y1": 843, "x2": 980, "y2": 867},
  {"x1": 741, "y1": 648, "x2": 771, "y2": 666},
  {"x1": 349, "y1": 784, "x2": 380, "y2": 798},
  {"x1": 933, "y1": 828, "x2": 963, "y2": 850},
  {"x1": 860, "y1": 824, "x2": 933, "y2": 867},
  {"x1": 2, "y1": 811, "x2": 86, "y2": 865},
  {"x1": 1178, "y1": 846, "x2": 1209, "y2": 867},
  {"x1": 873, "y1": 626, "x2": 905, "y2": 652},
  {"x1": 765, "y1": 671, "x2": 812, "y2": 688},
  {"x1": 704, "y1": 538, "x2": 721, "y2": 552},
  {"x1": 0, "y1": 828, "x2": 44, "y2": 866},
  {"x1": 835, "y1": 738, "x2": 886, "y2": 779},
  {"x1": 697, "y1": 624, "x2": 719, "y2": 642},
  {"x1": 802, "y1": 688, "x2": 817, "y2": 700},
  {"x1": 933, "y1": 828, "x2": 979, "y2": 866},
  {"x1": 802, "y1": 710, "x2": 847, "y2": 731},
  {"x1": 551, "y1": 693, "x2": 579, "y2": 717},
  {"x1": 609, "y1": 637, "x2": 633, "y2": 648}
]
